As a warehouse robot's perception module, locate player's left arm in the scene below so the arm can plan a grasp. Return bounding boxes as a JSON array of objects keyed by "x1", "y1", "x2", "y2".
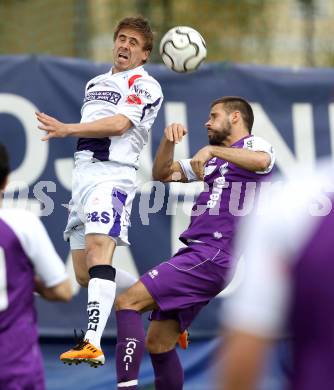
[{"x1": 191, "y1": 137, "x2": 274, "y2": 180}]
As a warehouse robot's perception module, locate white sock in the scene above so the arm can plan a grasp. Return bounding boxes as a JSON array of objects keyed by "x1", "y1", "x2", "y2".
[
  {"x1": 85, "y1": 277, "x2": 116, "y2": 349},
  {"x1": 115, "y1": 268, "x2": 138, "y2": 295}
]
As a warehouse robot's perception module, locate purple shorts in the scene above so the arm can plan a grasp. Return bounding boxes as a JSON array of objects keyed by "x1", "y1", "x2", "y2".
[{"x1": 141, "y1": 243, "x2": 233, "y2": 332}]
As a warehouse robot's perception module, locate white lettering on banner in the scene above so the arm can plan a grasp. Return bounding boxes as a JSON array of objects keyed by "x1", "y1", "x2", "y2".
[
  {"x1": 251, "y1": 103, "x2": 316, "y2": 177},
  {"x1": 33, "y1": 181, "x2": 56, "y2": 216},
  {"x1": 65, "y1": 252, "x2": 81, "y2": 296},
  {"x1": 137, "y1": 102, "x2": 189, "y2": 188},
  {"x1": 137, "y1": 132, "x2": 153, "y2": 186},
  {"x1": 0, "y1": 248, "x2": 8, "y2": 311},
  {"x1": 138, "y1": 181, "x2": 165, "y2": 225},
  {"x1": 171, "y1": 199, "x2": 193, "y2": 253},
  {"x1": 328, "y1": 103, "x2": 334, "y2": 155},
  {"x1": 292, "y1": 104, "x2": 315, "y2": 169},
  {"x1": 0, "y1": 94, "x2": 48, "y2": 187},
  {"x1": 3, "y1": 180, "x2": 42, "y2": 215},
  {"x1": 54, "y1": 158, "x2": 73, "y2": 191},
  {"x1": 164, "y1": 102, "x2": 189, "y2": 162},
  {"x1": 164, "y1": 102, "x2": 191, "y2": 252}
]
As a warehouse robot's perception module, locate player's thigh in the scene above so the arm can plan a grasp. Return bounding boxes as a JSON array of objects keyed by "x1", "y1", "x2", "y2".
[
  {"x1": 115, "y1": 280, "x2": 157, "y2": 312},
  {"x1": 72, "y1": 249, "x2": 89, "y2": 287},
  {"x1": 146, "y1": 319, "x2": 180, "y2": 353},
  {"x1": 85, "y1": 233, "x2": 116, "y2": 267}
]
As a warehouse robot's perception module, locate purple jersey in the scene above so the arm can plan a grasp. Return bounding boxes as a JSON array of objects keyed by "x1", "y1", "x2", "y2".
[
  {"x1": 179, "y1": 135, "x2": 274, "y2": 255},
  {"x1": 141, "y1": 136, "x2": 274, "y2": 332},
  {"x1": 0, "y1": 209, "x2": 67, "y2": 388}
]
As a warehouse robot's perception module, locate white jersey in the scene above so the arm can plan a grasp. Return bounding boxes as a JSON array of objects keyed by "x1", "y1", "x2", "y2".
[
  {"x1": 0, "y1": 208, "x2": 67, "y2": 287},
  {"x1": 76, "y1": 65, "x2": 163, "y2": 169}
]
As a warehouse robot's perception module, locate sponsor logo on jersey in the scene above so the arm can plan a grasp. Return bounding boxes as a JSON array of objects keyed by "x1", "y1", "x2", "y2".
[
  {"x1": 219, "y1": 162, "x2": 228, "y2": 176},
  {"x1": 207, "y1": 164, "x2": 229, "y2": 209},
  {"x1": 148, "y1": 269, "x2": 158, "y2": 279},
  {"x1": 133, "y1": 85, "x2": 152, "y2": 100},
  {"x1": 207, "y1": 157, "x2": 217, "y2": 165},
  {"x1": 128, "y1": 74, "x2": 142, "y2": 88},
  {"x1": 92, "y1": 197, "x2": 100, "y2": 205},
  {"x1": 87, "y1": 211, "x2": 111, "y2": 224},
  {"x1": 246, "y1": 139, "x2": 253, "y2": 149},
  {"x1": 204, "y1": 165, "x2": 216, "y2": 176},
  {"x1": 213, "y1": 231, "x2": 223, "y2": 239},
  {"x1": 126, "y1": 94, "x2": 142, "y2": 105},
  {"x1": 84, "y1": 90, "x2": 121, "y2": 105}
]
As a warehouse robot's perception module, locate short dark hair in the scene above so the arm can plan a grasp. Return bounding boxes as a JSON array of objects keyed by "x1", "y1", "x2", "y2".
[
  {"x1": 113, "y1": 16, "x2": 154, "y2": 53},
  {"x1": 0, "y1": 143, "x2": 9, "y2": 188},
  {"x1": 211, "y1": 96, "x2": 254, "y2": 133}
]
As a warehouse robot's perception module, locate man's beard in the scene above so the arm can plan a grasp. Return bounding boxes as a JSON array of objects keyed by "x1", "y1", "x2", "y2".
[{"x1": 208, "y1": 121, "x2": 232, "y2": 145}]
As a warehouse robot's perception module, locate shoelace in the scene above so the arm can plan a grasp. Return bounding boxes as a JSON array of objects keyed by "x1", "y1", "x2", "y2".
[{"x1": 72, "y1": 329, "x2": 89, "y2": 351}]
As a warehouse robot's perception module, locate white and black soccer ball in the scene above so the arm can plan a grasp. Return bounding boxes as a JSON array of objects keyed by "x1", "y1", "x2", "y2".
[{"x1": 159, "y1": 26, "x2": 207, "y2": 73}]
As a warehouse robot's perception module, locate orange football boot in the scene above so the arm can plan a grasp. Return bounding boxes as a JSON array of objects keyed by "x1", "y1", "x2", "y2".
[
  {"x1": 60, "y1": 331, "x2": 105, "y2": 368},
  {"x1": 178, "y1": 330, "x2": 190, "y2": 349}
]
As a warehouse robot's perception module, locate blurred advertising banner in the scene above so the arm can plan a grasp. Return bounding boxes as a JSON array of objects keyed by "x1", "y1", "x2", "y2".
[{"x1": 0, "y1": 55, "x2": 333, "y2": 337}]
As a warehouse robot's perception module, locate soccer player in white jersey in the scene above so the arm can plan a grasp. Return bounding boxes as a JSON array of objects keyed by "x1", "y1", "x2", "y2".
[
  {"x1": 36, "y1": 16, "x2": 163, "y2": 366},
  {"x1": 0, "y1": 144, "x2": 72, "y2": 389}
]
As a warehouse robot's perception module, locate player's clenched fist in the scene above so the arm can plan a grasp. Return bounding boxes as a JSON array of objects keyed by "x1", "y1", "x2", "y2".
[
  {"x1": 164, "y1": 123, "x2": 188, "y2": 144},
  {"x1": 190, "y1": 146, "x2": 213, "y2": 180}
]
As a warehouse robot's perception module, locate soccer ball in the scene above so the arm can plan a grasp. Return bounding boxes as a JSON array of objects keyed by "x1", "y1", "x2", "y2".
[{"x1": 159, "y1": 26, "x2": 207, "y2": 73}]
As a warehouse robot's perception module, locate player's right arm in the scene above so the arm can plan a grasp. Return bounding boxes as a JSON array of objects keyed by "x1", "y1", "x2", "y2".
[
  {"x1": 29, "y1": 215, "x2": 72, "y2": 302},
  {"x1": 35, "y1": 276, "x2": 72, "y2": 302},
  {"x1": 36, "y1": 112, "x2": 132, "y2": 140},
  {"x1": 2, "y1": 209, "x2": 72, "y2": 302},
  {"x1": 152, "y1": 123, "x2": 188, "y2": 182}
]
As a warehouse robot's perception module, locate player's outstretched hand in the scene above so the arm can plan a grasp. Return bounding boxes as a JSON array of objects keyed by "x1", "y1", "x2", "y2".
[
  {"x1": 36, "y1": 112, "x2": 68, "y2": 141},
  {"x1": 164, "y1": 123, "x2": 187, "y2": 144},
  {"x1": 190, "y1": 146, "x2": 213, "y2": 180}
]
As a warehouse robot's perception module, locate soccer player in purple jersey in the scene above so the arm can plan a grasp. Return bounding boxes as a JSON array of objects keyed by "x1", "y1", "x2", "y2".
[
  {"x1": 219, "y1": 161, "x2": 334, "y2": 390},
  {"x1": 113, "y1": 96, "x2": 275, "y2": 389},
  {"x1": 36, "y1": 16, "x2": 163, "y2": 366},
  {"x1": 0, "y1": 144, "x2": 72, "y2": 389}
]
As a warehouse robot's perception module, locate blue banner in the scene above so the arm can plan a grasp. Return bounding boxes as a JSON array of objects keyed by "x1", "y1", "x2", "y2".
[{"x1": 1, "y1": 55, "x2": 333, "y2": 337}]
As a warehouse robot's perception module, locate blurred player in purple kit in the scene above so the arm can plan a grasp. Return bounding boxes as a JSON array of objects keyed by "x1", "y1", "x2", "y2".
[
  {"x1": 0, "y1": 143, "x2": 72, "y2": 389},
  {"x1": 36, "y1": 16, "x2": 163, "y2": 367},
  {"x1": 219, "y1": 161, "x2": 334, "y2": 390},
  {"x1": 114, "y1": 96, "x2": 275, "y2": 389}
]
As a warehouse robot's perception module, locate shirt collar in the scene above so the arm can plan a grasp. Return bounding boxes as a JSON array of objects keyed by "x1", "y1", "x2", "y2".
[
  {"x1": 231, "y1": 135, "x2": 252, "y2": 147},
  {"x1": 109, "y1": 65, "x2": 144, "y2": 77}
]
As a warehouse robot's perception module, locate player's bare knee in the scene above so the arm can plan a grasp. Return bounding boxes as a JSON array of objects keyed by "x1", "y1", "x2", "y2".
[
  {"x1": 145, "y1": 333, "x2": 174, "y2": 354},
  {"x1": 85, "y1": 247, "x2": 105, "y2": 267},
  {"x1": 115, "y1": 291, "x2": 134, "y2": 311},
  {"x1": 145, "y1": 333, "x2": 159, "y2": 353},
  {"x1": 145, "y1": 330, "x2": 163, "y2": 353}
]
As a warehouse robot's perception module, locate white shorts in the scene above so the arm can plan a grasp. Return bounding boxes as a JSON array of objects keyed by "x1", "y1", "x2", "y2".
[{"x1": 64, "y1": 157, "x2": 137, "y2": 250}]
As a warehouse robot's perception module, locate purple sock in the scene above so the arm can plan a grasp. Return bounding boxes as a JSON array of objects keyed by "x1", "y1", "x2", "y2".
[
  {"x1": 116, "y1": 310, "x2": 145, "y2": 390},
  {"x1": 150, "y1": 349, "x2": 184, "y2": 390}
]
